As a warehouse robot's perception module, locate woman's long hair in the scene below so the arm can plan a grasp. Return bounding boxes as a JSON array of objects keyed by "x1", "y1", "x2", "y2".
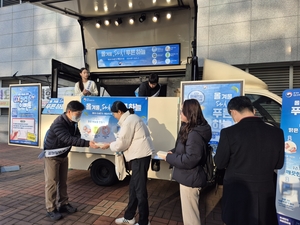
[
  {"x1": 179, "y1": 99, "x2": 207, "y2": 144},
  {"x1": 79, "y1": 67, "x2": 88, "y2": 92}
]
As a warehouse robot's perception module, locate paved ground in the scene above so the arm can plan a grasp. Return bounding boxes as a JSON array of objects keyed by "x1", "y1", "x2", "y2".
[{"x1": 0, "y1": 143, "x2": 224, "y2": 225}]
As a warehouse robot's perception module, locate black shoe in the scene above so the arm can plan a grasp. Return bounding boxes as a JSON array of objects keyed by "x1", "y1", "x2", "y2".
[
  {"x1": 58, "y1": 203, "x2": 77, "y2": 213},
  {"x1": 47, "y1": 209, "x2": 62, "y2": 221}
]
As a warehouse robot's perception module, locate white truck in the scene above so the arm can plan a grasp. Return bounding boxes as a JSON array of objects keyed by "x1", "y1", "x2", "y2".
[
  {"x1": 29, "y1": 0, "x2": 282, "y2": 185},
  {"x1": 40, "y1": 59, "x2": 282, "y2": 186}
]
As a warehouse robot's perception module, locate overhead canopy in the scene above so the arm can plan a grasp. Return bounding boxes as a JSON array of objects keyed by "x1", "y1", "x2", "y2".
[{"x1": 28, "y1": 0, "x2": 195, "y2": 20}]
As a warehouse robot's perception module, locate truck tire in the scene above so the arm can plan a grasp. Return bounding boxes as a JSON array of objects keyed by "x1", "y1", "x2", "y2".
[{"x1": 90, "y1": 159, "x2": 118, "y2": 186}]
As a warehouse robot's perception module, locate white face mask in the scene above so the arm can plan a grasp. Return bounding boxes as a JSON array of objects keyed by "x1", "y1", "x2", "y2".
[{"x1": 71, "y1": 115, "x2": 81, "y2": 122}]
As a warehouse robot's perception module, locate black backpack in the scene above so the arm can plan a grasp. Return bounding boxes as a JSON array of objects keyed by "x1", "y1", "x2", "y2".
[{"x1": 201, "y1": 143, "x2": 216, "y2": 186}]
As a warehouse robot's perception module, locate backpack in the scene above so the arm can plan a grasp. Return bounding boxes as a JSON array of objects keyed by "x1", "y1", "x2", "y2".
[{"x1": 201, "y1": 143, "x2": 216, "y2": 186}]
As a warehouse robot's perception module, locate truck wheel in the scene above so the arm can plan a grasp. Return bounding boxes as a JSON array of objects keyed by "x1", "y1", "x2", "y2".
[{"x1": 90, "y1": 159, "x2": 118, "y2": 186}]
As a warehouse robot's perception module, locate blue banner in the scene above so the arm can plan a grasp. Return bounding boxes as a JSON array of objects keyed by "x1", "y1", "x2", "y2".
[
  {"x1": 9, "y1": 84, "x2": 41, "y2": 146},
  {"x1": 181, "y1": 80, "x2": 243, "y2": 154},
  {"x1": 80, "y1": 97, "x2": 148, "y2": 143},
  {"x1": 276, "y1": 89, "x2": 300, "y2": 225},
  {"x1": 42, "y1": 98, "x2": 64, "y2": 115},
  {"x1": 96, "y1": 43, "x2": 180, "y2": 68}
]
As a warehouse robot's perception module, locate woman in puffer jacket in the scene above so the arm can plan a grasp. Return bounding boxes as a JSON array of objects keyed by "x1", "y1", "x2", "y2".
[{"x1": 163, "y1": 99, "x2": 212, "y2": 225}]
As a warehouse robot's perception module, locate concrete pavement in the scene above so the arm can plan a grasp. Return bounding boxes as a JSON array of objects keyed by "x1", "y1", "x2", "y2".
[{"x1": 0, "y1": 143, "x2": 223, "y2": 225}]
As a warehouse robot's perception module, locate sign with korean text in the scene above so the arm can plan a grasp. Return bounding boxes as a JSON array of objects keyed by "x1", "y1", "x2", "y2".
[
  {"x1": 9, "y1": 84, "x2": 41, "y2": 147},
  {"x1": 276, "y1": 89, "x2": 300, "y2": 224},
  {"x1": 181, "y1": 80, "x2": 244, "y2": 153},
  {"x1": 80, "y1": 97, "x2": 148, "y2": 143},
  {"x1": 96, "y1": 43, "x2": 180, "y2": 68},
  {"x1": 42, "y1": 98, "x2": 64, "y2": 115}
]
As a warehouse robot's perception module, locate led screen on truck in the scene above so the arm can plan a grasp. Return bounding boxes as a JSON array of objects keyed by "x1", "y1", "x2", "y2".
[{"x1": 96, "y1": 43, "x2": 180, "y2": 68}]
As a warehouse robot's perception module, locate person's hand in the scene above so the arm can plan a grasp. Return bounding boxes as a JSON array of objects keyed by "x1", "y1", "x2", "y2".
[
  {"x1": 89, "y1": 140, "x2": 99, "y2": 149},
  {"x1": 100, "y1": 143, "x2": 110, "y2": 149},
  {"x1": 163, "y1": 151, "x2": 173, "y2": 161},
  {"x1": 83, "y1": 89, "x2": 91, "y2": 96}
]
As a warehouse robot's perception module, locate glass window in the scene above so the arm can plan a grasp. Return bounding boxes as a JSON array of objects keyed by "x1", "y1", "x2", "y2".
[{"x1": 246, "y1": 94, "x2": 281, "y2": 128}]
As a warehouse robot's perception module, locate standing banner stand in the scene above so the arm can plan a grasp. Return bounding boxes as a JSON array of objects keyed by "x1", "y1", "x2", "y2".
[
  {"x1": 181, "y1": 80, "x2": 244, "y2": 152},
  {"x1": 8, "y1": 84, "x2": 41, "y2": 147},
  {"x1": 3, "y1": 84, "x2": 41, "y2": 173},
  {"x1": 276, "y1": 89, "x2": 300, "y2": 224}
]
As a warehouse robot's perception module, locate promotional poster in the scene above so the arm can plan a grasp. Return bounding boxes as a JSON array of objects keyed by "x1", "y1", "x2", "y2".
[
  {"x1": 9, "y1": 84, "x2": 41, "y2": 147},
  {"x1": 276, "y1": 89, "x2": 300, "y2": 225},
  {"x1": 80, "y1": 97, "x2": 148, "y2": 143},
  {"x1": 181, "y1": 80, "x2": 244, "y2": 153}
]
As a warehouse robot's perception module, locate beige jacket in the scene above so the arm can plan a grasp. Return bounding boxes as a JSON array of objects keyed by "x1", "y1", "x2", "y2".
[{"x1": 110, "y1": 111, "x2": 154, "y2": 161}]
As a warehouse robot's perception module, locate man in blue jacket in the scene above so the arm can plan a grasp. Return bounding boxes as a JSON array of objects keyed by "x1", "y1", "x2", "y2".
[{"x1": 43, "y1": 100, "x2": 99, "y2": 221}]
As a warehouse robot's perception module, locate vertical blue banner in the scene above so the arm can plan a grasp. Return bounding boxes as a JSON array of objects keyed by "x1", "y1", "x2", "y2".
[
  {"x1": 276, "y1": 89, "x2": 300, "y2": 225},
  {"x1": 181, "y1": 80, "x2": 243, "y2": 153},
  {"x1": 9, "y1": 84, "x2": 41, "y2": 147},
  {"x1": 80, "y1": 97, "x2": 148, "y2": 143}
]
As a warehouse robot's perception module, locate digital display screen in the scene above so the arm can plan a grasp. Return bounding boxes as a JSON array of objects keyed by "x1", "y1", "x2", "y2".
[{"x1": 96, "y1": 43, "x2": 180, "y2": 68}]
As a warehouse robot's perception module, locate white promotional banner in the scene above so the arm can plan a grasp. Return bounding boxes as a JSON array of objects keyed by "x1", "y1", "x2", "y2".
[{"x1": 276, "y1": 89, "x2": 300, "y2": 225}]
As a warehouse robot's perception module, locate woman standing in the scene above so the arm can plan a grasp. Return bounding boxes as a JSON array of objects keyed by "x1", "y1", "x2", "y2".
[
  {"x1": 101, "y1": 101, "x2": 154, "y2": 225},
  {"x1": 74, "y1": 68, "x2": 98, "y2": 96},
  {"x1": 163, "y1": 99, "x2": 212, "y2": 225}
]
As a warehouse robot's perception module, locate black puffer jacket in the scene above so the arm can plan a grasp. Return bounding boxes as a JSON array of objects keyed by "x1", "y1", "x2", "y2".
[
  {"x1": 44, "y1": 113, "x2": 89, "y2": 158},
  {"x1": 138, "y1": 81, "x2": 160, "y2": 97},
  {"x1": 166, "y1": 123, "x2": 212, "y2": 188}
]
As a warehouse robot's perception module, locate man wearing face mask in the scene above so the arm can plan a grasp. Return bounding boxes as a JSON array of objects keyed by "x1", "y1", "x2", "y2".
[{"x1": 43, "y1": 100, "x2": 99, "y2": 221}]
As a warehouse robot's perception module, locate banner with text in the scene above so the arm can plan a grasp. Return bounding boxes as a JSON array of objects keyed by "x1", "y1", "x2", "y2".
[
  {"x1": 276, "y1": 89, "x2": 300, "y2": 225},
  {"x1": 80, "y1": 97, "x2": 148, "y2": 143},
  {"x1": 9, "y1": 84, "x2": 41, "y2": 147}
]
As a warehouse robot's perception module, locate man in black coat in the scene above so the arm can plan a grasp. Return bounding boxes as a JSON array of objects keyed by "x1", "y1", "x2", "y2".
[
  {"x1": 138, "y1": 73, "x2": 161, "y2": 97},
  {"x1": 43, "y1": 101, "x2": 99, "y2": 221},
  {"x1": 214, "y1": 96, "x2": 284, "y2": 225}
]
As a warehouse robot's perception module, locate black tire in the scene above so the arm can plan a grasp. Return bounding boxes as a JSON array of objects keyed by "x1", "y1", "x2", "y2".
[{"x1": 90, "y1": 159, "x2": 118, "y2": 186}]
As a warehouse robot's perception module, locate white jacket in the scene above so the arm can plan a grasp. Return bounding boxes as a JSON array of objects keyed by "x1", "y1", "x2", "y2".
[
  {"x1": 110, "y1": 111, "x2": 154, "y2": 161},
  {"x1": 74, "y1": 80, "x2": 99, "y2": 96}
]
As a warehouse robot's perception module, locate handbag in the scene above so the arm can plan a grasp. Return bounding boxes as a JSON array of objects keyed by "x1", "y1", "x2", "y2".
[{"x1": 115, "y1": 152, "x2": 127, "y2": 181}]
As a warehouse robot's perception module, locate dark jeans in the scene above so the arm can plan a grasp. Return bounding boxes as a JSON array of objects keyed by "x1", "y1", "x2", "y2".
[{"x1": 124, "y1": 155, "x2": 151, "y2": 225}]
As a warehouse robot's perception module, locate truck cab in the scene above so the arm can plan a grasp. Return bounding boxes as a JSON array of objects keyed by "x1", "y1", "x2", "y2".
[{"x1": 203, "y1": 59, "x2": 282, "y2": 128}]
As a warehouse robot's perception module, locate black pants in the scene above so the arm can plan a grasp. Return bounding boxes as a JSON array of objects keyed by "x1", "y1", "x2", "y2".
[{"x1": 124, "y1": 155, "x2": 151, "y2": 225}]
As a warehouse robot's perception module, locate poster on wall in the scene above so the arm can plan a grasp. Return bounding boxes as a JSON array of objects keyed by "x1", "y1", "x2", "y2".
[
  {"x1": 181, "y1": 80, "x2": 244, "y2": 153},
  {"x1": 9, "y1": 84, "x2": 41, "y2": 147},
  {"x1": 80, "y1": 97, "x2": 148, "y2": 143},
  {"x1": 276, "y1": 89, "x2": 300, "y2": 224}
]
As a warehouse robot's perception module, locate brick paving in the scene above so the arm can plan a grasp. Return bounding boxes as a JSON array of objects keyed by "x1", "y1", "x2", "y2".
[{"x1": 0, "y1": 143, "x2": 224, "y2": 225}]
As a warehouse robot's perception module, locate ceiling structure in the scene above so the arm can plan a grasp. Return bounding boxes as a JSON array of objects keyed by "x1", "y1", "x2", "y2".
[{"x1": 28, "y1": 0, "x2": 193, "y2": 20}]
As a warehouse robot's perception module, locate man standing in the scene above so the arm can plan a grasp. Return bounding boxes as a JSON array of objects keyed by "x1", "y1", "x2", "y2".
[
  {"x1": 214, "y1": 96, "x2": 284, "y2": 225},
  {"x1": 43, "y1": 100, "x2": 99, "y2": 221},
  {"x1": 137, "y1": 73, "x2": 161, "y2": 97}
]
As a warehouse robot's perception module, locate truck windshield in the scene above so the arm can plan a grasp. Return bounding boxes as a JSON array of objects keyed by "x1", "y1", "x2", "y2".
[{"x1": 245, "y1": 94, "x2": 282, "y2": 128}]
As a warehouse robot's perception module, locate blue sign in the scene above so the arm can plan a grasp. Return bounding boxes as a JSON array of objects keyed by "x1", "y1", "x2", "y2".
[
  {"x1": 276, "y1": 89, "x2": 300, "y2": 225},
  {"x1": 80, "y1": 97, "x2": 148, "y2": 143},
  {"x1": 9, "y1": 84, "x2": 41, "y2": 147},
  {"x1": 96, "y1": 43, "x2": 180, "y2": 68},
  {"x1": 42, "y1": 98, "x2": 64, "y2": 115},
  {"x1": 181, "y1": 80, "x2": 243, "y2": 153}
]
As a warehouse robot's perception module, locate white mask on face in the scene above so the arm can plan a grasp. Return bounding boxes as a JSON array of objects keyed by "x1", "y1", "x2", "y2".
[{"x1": 71, "y1": 115, "x2": 81, "y2": 122}]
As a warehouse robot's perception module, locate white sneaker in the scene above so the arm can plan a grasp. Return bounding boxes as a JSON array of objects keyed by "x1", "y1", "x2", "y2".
[
  {"x1": 134, "y1": 222, "x2": 150, "y2": 225},
  {"x1": 115, "y1": 217, "x2": 136, "y2": 225}
]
